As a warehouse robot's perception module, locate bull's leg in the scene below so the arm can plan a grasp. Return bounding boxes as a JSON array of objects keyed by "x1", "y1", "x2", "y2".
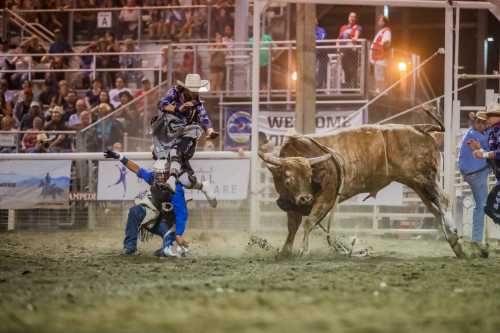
[
  {"x1": 410, "y1": 182, "x2": 467, "y2": 258},
  {"x1": 300, "y1": 201, "x2": 333, "y2": 255},
  {"x1": 277, "y1": 211, "x2": 302, "y2": 258}
]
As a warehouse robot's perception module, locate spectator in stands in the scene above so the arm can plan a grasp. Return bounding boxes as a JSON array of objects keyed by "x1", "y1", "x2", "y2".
[
  {"x1": 51, "y1": 80, "x2": 69, "y2": 107},
  {"x1": 78, "y1": 110, "x2": 93, "y2": 130},
  {"x1": 95, "y1": 102, "x2": 123, "y2": 149},
  {"x1": 86, "y1": 78, "x2": 103, "y2": 108},
  {"x1": 119, "y1": 0, "x2": 140, "y2": 39},
  {"x1": 145, "y1": 0, "x2": 164, "y2": 40},
  {"x1": 44, "y1": 106, "x2": 71, "y2": 152},
  {"x1": 136, "y1": 77, "x2": 152, "y2": 98},
  {"x1": 338, "y1": 12, "x2": 362, "y2": 89},
  {"x1": 174, "y1": 47, "x2": 202, "y2": 82},
  {"x1": 105, "y1": 32, "x2": 122, "y2": 87},
  {"x1": 21, "y1": 116, "x2": 44, "y2": 151},
  {"x1": 78, "y1": 42, "x2": 98, "y2": 89},
  {"x1": 13, "y1": 84, "x2": 33, "y2": 126},
  {"x1": 46, "y1": 56, "x2": 68, "y2": 83},
  {"x1": 38, "y1": 78, "x2": 58, "y2": 108},
  {"x1": 62, "y1": 90, "x2": 78, "y2": 120},
  {"x1": 209, "y1": 33, "x2": 226, "y2": 91},
  {"x1": 316, "y1": 20, "x2": 328, "y2": 89},
  {"x1": 164, "y1": 0, "x2": 186, "y2": 39},
  {"x1": 0, "y1": 115, "x2": 18, "y2": 153},
  {"x1": 156, "y1": 46, "x2": 169, "y2": 85},
  {"x1": 118, "y1": 90, "x2": 133, "y2": 109},
  {"x1": 213, "y1": 5, "x2": 233, "y2": 36},
  {"x1": 0, "y1": 79, "x2": 14, "y2": 116},
  {"x1": 74, "y1": 0, "x2": 97, "y2": 40},
  {"x1": 98, "y1": 90, "x2": 113, "y2": 113},
  {"x1": 67, "y1": 98, "x2": 88, "y2": 129},
  {"x1": 119, "y1": 90, "x2": 141, "y2": 137},
  {"x1": 120, "y1": 39, "x2": 143, "y2": 86},
  {"x1": 8, "y1": 47, "x2": 31, "y2": 89},
  {"x1": 222, "y1": 24, "x2": 234, "y2": 46},
  {"x1": 109, "y1": 77, "x2": 132, "y2": 109},
  {"x1": 370, "y1": 15, "x2": 392, "y2": 94},
  {"x1": 49, "y1": 29, "x2": 73, "y2": 55},
  {"x1": 20, "y1": 100, "x2": 43, "y2": 130},
  {"x1": 249, "y1": 32, "x2": 275, "y2": 90}
]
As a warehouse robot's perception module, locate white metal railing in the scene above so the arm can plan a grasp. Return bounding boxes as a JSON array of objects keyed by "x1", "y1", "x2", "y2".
[{"x1": 0, "y1": 39, "x2": 369, "y2": 96}]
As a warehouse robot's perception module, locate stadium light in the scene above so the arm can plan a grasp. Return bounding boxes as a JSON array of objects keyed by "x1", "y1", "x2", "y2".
[
  {"x1": 398, "y1": 62, "x2": 408, "y2": 72},
  {"x1": 291, "y1": 71, "x2": 298, "y2": 81},
  {"x1": 487, "y1": 37, "x2": 494, "y2": 42}
]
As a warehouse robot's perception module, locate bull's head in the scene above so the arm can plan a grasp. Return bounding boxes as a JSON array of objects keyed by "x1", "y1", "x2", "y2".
[{"x1": 259, "y1": 152, "x2": 330, "y2": 207}]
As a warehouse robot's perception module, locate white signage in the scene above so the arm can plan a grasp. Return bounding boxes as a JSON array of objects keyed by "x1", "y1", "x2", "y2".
[
  {"x1": 259, "y1": 110, "x2": 363, "y2": 146},
  {"x1": 97, "y1": 159, "x2": 250, "y2": 201},
  {"x1": 97, "y1": 12, "x2": 112, "y2": 28}
]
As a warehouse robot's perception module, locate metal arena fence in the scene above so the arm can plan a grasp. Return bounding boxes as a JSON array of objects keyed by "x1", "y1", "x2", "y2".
[{"x1": 1, "y1": 148, "x2": 498, "y2": 243}]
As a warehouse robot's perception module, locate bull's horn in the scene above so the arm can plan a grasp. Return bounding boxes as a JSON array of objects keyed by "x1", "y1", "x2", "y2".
[
  {"x1": 308, "y1": 154, "x2": 331, "y2": 165},
  {"x1": 258, "y1": 152, "x2": 283, "y2": 166}
]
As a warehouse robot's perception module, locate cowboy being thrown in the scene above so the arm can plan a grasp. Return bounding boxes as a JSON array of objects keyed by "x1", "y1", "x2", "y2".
[{"x1": 152, "y1": 73, "x2": 218, "y2": 208}]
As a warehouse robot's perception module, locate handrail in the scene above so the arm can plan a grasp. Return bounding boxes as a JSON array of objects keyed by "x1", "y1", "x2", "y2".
[
  {"x1": 6, "y1": 9, "x2": 54, "y2": 45},
  {"x1": 30, "y1": 23, "x2": 55, "y2": 40}
]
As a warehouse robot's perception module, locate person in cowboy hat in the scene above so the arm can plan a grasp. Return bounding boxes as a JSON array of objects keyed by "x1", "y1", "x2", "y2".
[
  {"x1": 469, "y1": 104, "x2": 500, "y2": 229},
  {"x1": 152, "y1": 73, "x2": 218, "y2": 207},
  {"x1": 459, "y1": 111, "x2": 491, "y2": 246}
]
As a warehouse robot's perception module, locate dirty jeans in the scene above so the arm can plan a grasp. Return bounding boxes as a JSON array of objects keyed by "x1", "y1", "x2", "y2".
[
  {"x1": 463, "y1": 168, "x2": 489, "y2": 243},
  {"x1": 123, "y1": 205, "x2": 176, "y2": 252}
]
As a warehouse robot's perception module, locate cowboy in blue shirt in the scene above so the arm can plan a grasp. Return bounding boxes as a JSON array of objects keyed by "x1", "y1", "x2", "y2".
[
  {"x1": 470, "y1": 105, "x2": 500, "y2": 231},
  {"x1": 458, "y1": 111, "x2": 490, "y2": 244},
  {"x1": 104, "y1": 150, "x2": 189, "y2": 257}
]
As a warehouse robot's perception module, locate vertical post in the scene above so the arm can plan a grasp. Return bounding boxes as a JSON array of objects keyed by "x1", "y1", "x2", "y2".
[
  {"x1": 207, "y1": 4, "x2": 212, "y2": 41},
  {"x1": 137, "y1": 8, "x2": 142, "y2": 43},
  {"x1": 475, "y1": 10, "x2": 487, "y2": 105},
  {"x1": 87, "y1": 160, "x2": 97, "y2": 230},
  {"x1": 68, "y1": 10, "x2": 74, "y2": 46},
  {"x1": 167, "y1": 44, "x2": 174, "y2": 85},
  {"x1": 234, "y1": 0, "x2": 249, "y2": 92},
  {"x1": 249, "y1": 0, "x2": 263, "y2": 233},
  {"x1": 295, "y1": 3, "x2": 316, "y2": 134},
  {"x1": 92, "y1": 54, "x2": 96, "y2": 81},
  {"x1": 7, "y1": 209, "x2": 15, "y2": 231},
  {"x1": 443, "y1": 6, "x2": 455, "y2": 206}
]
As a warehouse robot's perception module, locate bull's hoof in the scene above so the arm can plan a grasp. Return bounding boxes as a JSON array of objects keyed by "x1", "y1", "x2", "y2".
[
  {"x1": 462, "y1": 241, "x2": 490, "y2": 259},
  {"x1": 448, "y1": 234, "x2": 467, "y2": 259},
  {"x1": 276, "y1": 249, "x2": 293, "y2": 260}
]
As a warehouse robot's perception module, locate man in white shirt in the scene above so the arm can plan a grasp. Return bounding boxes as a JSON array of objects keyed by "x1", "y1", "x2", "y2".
[
  {"x1": 370, "y1": 15, "x2": 392, "y2": 93},
  {"x1": 109, "y1": 77, "x2": 132, "y2": 109}
]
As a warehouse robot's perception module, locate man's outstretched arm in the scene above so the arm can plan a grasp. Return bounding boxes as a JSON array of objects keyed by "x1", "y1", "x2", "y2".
[{"x1": 104, "y1": 150, "x2": 154, "y2": 184}]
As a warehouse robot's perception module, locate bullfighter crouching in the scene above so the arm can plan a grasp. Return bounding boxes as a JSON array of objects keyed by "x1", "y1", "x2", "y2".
[{"x1": 104, "y1": 150, "x2": 189, "y2": 257}]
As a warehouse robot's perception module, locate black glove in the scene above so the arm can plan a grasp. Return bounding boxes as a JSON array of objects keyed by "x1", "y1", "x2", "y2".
[{"x1": 104, "y1": 149, "x2": 120, "y2": 159}]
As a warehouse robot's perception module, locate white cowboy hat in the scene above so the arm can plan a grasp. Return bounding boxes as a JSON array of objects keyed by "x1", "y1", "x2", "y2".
[
  {"x1": 485, "y1": 104, "x2": 500, "y2": 117},
  {"x1": 177, "y1": 73, "x2": 210, "y2": 93}
]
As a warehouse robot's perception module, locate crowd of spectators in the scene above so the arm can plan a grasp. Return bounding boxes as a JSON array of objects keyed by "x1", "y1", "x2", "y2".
[{"x1": 0, "y1": 74, "x2": 154, "y2": 153}]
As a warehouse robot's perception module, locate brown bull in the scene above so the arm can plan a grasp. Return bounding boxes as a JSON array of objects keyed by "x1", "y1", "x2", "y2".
[{"x1": 260, "y1": 124, "x2": 467, "y2": 258}]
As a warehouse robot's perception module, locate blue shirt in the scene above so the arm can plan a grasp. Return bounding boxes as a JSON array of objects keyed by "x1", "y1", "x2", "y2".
[
  {"x1": 458, "y1": 127, "x2": 490, "y2": 175},
  {"x1": 159, "y1": 86, "x2": 212, "y2": 129},
  {"x1": 137, "y1": 167, "x2": 188, "y2": 236}
]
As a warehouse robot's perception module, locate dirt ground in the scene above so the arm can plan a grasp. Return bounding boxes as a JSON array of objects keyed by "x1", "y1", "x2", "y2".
[{"x1": 0, "y1": 229, "x2": 499, "y2": 333}]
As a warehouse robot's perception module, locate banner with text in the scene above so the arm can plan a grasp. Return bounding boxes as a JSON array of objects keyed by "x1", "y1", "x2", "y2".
[
  {"x1": 97, "y1": 159, "x2": 250, "y2": 201},
  {"x1": 0, "y1": 160, "x2": 71, "y2": 209},
  {"x1": 224, "y1": 108, "x2": 364, "y2": 150}
]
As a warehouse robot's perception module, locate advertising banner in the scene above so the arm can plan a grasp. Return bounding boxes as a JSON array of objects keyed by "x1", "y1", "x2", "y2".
[
  {"x1": 223, "y1": 107, "x2": 364, "y2": 149},
  {"x1": 0, "y1": 160, "x2": 71, "y2": 209},
  {"x1": 97, "y1": 159, "x2": 250, "y2": 201}
]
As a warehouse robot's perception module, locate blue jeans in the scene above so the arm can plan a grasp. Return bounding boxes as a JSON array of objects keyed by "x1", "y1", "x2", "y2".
[
  {"x1": 463, "y1": 168, "x2": 489, "y2": 243},
  {"x1": 123, "y1": 205, "x2": 176, "y2": 252}
]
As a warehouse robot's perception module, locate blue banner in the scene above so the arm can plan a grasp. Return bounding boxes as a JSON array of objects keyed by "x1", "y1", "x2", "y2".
[{"x1": 0, "y1": 161, "x2": 72, "y2": 209}]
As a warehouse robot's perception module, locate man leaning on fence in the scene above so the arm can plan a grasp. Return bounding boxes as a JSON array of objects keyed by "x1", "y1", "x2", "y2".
[
  {"x1": 470, "y1": 105, "x2": 500, "y2": 231},
  {"x1": 459, "y1": 111, "x2": 490, "y2": 247}
]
